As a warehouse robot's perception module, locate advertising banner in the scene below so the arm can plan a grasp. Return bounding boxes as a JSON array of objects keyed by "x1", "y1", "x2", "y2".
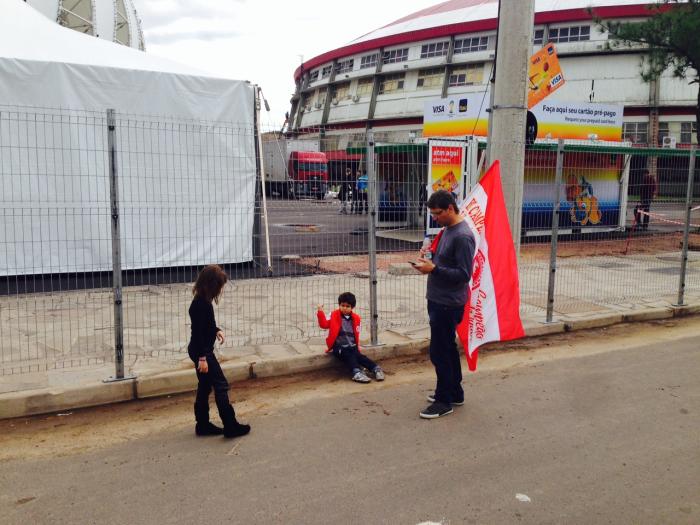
[
  {"x1": 423, "y1": 96, "x2": 488, "y2": 138},
  {"x1": 427, "y1": 140, "x2": 465, "y2": 233},
  {"x1": 527, "y1": 43, "x2": 565, "y2": 109},
  {"x1": 522, "y1": 149, "x2": 626, "y2": 231},
  {"x1": 424, "y1": 97, "x2": 623, "y2": 142},
  {"x1": 530, "y1": 101, "x2": 624, "y2": 142}
]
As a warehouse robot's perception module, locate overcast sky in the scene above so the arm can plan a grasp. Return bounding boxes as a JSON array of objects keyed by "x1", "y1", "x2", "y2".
[{"x1": 132, "y1": 0, "x2": 446, "y2": 127}]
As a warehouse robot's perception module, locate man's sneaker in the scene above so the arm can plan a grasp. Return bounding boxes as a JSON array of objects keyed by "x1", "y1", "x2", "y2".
[
  {"x1": 373, "y1": 367, "x2": 385, "y2": 381},
  {"x1": 426, "y1": 394, "x2": 465, "y2": 406},
  {"x1": 419, "y1": 401, "x2": 453, "y2": 419},
  {"x1": 352, "y1": 370, "x2": 371, "y2": 383}
]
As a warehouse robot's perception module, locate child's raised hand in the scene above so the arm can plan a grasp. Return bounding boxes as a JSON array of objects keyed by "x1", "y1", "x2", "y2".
[{"x1": 216, "y1": 330, "x2": 225, "y2": 345}]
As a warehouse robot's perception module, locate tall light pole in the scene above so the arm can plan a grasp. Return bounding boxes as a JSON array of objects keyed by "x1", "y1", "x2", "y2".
[{"x1": 488, "y1": 0, "x2": 535, "y2": 256}]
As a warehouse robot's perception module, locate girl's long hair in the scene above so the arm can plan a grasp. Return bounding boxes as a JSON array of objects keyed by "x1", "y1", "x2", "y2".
[{"x1": 192, "y1": 265, "x2": 228, "y2": 304}]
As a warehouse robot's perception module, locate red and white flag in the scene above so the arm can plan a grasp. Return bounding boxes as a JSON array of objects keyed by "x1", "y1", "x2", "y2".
[{"x1": 456, "y1": 160, "x2": 525, "y2": 371}]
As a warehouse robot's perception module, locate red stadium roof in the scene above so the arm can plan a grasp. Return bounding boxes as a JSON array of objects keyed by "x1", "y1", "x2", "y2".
[{"x1": 294, "y1": 1, "x2": 660, "y2": 80}]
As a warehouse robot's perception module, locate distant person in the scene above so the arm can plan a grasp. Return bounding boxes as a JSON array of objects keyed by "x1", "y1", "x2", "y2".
[
  {"x1": 316, "y1": 292, "x2": 385, "y2": 383},
  {"x1": 338, "y1": 167, "x2": 352, "y2": 214},
  {"x1": 638, "y1": 169, "x2": 657, "y2": 230},
  {"x1": 412, "y1": 190, "x2": 475, "y2": 419},
  {"x1": 188, "y1": 265, "x2": 250, "y2": 438},
  {"x1": 355, "y1": 170, "x2": 368, "y2": 214}
]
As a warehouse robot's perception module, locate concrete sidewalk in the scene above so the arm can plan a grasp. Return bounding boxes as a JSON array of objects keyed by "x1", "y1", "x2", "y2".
[
  {"x1": 2, "y1": 249, "x2": 700, "y2": 419},
  {"x1": 1, "y1": 292, "x2": 698, "y2": 419}
]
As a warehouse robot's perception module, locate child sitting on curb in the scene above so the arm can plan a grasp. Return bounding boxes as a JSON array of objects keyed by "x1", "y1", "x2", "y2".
[{"x1": 316, "y1": 292, "x2": 385, "y2": 383}]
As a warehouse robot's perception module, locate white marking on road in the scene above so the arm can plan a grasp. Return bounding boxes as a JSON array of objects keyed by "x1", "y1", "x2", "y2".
[
  {"x1": 516, "y1": 493, "x2": 532, "y2": 502},
  {"x1": 226, "y1": 442, "x2": 241, "y2": 456}
]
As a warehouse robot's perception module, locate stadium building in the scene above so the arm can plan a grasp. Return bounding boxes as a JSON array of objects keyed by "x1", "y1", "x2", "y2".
[
  {"x1": 287, "y1": 0, "x2": 697, "y2": 150},
  {"x1": 25, "y1": 0, "x2": 145, "y2": 50}
]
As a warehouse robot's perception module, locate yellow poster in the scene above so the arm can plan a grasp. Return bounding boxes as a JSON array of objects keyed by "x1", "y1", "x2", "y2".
[
  {"x1": 427, "y1": 141, "x2": 466, "y2": 233},
  {"x1": 528, "y1": 43, "x2": 564, "y2": 109},
  {"x1": 430, "y1": 144, "x2": 463, "y2": 195}
]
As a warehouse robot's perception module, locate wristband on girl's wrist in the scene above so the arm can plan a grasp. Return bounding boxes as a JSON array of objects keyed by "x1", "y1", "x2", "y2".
[{"x1": 199, "y1": 356, "x2": 207, "y2": 361}]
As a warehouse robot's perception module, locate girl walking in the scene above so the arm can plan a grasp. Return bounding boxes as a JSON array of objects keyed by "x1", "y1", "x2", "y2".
[{"x1": 188, "y1": 265, "x2": 250, "y2": 438}]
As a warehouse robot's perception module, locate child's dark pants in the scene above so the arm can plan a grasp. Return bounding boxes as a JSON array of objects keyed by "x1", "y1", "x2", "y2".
[
  {"x1": 188, "y1": 351, "x2": 235, "y2": 424},
  {"x1": 332, "y1": 344, "x2": 378, "y2": 375}
]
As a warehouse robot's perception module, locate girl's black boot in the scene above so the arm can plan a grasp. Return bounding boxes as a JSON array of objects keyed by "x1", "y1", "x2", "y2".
[
  {"x1": 221, "y1": 404, "x2": 251, "y2": 438},
  {"x1": 194, "y1": 403, "x2": 224, "y2": 436}
]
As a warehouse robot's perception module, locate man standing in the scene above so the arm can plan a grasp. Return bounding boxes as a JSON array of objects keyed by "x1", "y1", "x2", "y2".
[
  {"x1": 638, "y1": 169, "x2": 657, "y2": 230},
  {"x1": 413, "y1": 190, "x2": 475, "y2": 419},
  {"x1": 356, "y1": 170, "x2": 368, "y2": 214},
  {"x1": 338, "y1": 167, "x2": 352, "y2": 214}
]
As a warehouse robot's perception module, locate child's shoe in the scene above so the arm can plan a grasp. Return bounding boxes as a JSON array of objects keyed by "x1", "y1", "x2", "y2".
[
  {"x1": 373, "y1": 367, "x2": 385, "y2": 381},
  {"x1": 223, "y1": 422, "x2": 251, "y2": 438},
  {"x1": 220, "y1": 404, "x2": 251, "y2": 439},
  {"x1": 352, "y1": 370, "x2": 371, "y2": 383}
]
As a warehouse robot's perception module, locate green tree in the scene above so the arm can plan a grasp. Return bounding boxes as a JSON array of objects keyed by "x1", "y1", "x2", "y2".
[{"x1": 593, "y1": 0, "x2": 700, "y2": 144}]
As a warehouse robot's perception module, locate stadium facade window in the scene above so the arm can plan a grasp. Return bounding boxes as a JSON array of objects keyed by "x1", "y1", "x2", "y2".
[
  {"x1": 331, "y1": 82, "x2": 351, "y2": 101},
  {"x1": 378, "y1": 73, "x2": 406, "y2": 94},
  {"x1": 114, "y1": 0, "x2": 131, "y2": 46},
  {"x1": 623, "y1": 122, "x2": 649, "y2": 144},
  {"x1": 316, "y1": 89, "x2": 327, "y2": 106},
  {"x1": 533, "y1": 29, "x2": 545, "y2": 45},
  {"x1": 321, "y1": 65, "x2": 333, "y2": 79},
  {"x1": 335, "y1": 59, "x2": 354, "y2": 74},
  {"x1": 301, "y1": 93, "x2": 313, "y2": 108},
  {"x1": 548, "y1": 25, "x2": 590, "y2": 43},
  {"x1": 383, "y1": 48, "x2": 409, "y2": 64},
  {"x1": 417, "y1": 68, "x2": 445, "y2": 89},
  {"x1": 58, "y1": 0, "x2": 95, "y2": 35},
  {"x1": 360, "y1": 54, "x2": 378, "y2": 69},
  {"x1": 657, "y1": 122, "x2": 670, "y2": 145},
  {"x1": 681, "y1": 122, "x2": 698, "y2": 144},
  {"x1": 420, "y1": 41, "x2": 450, "y2": 58},
  {"x1": 454, "y1": 36, "x2": 488, "y2": 54},
  {"x1": 448, "y1": 63, "x2": 484, "y2": 87},
  {"x1": 308, "y1": 70, "x2": 319, "y2": 83},
  {"x1": 356, "y1": 77, "x2": 374, "y2": 97}
]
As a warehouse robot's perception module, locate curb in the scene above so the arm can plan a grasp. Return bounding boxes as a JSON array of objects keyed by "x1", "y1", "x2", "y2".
[
  {"x1": 0, "y1": 380, "x2": 134, "y2": 420},
  {"x1": 1, "y1": 305, "x2": 698, "y2": 420}
]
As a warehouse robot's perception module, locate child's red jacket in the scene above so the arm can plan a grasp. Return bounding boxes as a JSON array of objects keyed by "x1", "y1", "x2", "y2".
[{"x1": 316, "y1": 309, "x2": 362, "y2": 353}]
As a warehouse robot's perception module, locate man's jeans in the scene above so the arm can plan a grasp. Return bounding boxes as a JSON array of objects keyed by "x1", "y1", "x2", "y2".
[{"x1": 427, "y1": 300, "x2": 465, "y2": 404}]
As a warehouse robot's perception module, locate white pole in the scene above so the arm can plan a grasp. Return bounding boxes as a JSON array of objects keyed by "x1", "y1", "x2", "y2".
[{"x1": 255, "y1": 86, "x2": 273, "y2": 275}]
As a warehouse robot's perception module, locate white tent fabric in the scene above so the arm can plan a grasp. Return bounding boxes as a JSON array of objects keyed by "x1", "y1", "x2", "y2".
[
  {"x1": 0, "y1": 0, "x2": 251, "y2": 121},
  {"x1": 0, "y1": 0, "x2": 257, "y2": 276}
]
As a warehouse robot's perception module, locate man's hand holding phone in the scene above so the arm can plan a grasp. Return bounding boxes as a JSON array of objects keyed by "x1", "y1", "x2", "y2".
[{"x1": 411, "y1": 257, "x2": 435, "y2": 274}]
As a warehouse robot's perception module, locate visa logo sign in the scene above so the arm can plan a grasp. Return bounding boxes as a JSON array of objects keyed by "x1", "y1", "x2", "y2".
[{"x1": 433, "y1": 105, "x2": 445, "y2": 113}]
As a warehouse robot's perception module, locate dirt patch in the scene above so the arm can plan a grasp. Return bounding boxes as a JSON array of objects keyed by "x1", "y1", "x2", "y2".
[
  {"x1": 0, "y1": 356, "x2": 428, "y2": 463},
  {"x1": 520, "y1": 232, "x2": 700, "y2": 262},
  {"x1": 293, "y1": 232, "x2": 700, "y2": 273},
  {"x1": 296, "y1": 252, "x2": 421, "y2": 274}
]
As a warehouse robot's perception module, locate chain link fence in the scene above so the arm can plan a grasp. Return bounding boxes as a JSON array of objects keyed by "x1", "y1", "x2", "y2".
[{"x1": 2, "y1": 105, "x2": 698, "y2": 376}]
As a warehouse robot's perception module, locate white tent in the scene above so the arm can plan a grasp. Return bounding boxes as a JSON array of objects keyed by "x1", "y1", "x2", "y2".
[
  {"x1": 0, "y1": 0, "x2": 253, "y2": 120},
  {"x1": 1, "y1": 0, "x2": 257, "y2": 276}
]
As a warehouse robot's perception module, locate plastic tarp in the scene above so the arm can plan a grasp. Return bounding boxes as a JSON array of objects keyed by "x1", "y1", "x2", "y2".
[{"x1": 0, "y1": 1, "x2": 256, "y2": 276}]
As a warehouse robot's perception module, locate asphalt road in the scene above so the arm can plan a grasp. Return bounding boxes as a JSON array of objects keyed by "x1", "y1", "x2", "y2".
[
  {"x1": 1, "y1": 318, "x2": 698, "y2": 524},
  {"x1": 265, "y1": 197, "x2": 416, "y2": 258}
]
